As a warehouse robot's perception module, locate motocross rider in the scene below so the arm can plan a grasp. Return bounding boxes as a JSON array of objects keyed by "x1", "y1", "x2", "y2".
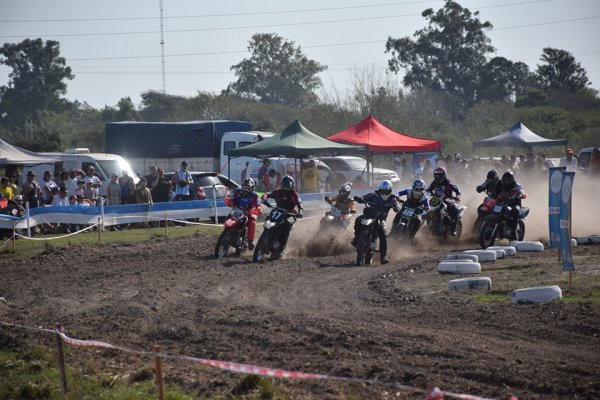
[
  {"x1": 495, "y1": 171, "x2": 526, "y2": 240},
  {"x1": 426, "y1": 166, "x2": 462, "y2": 236},
  {"x1": 262, "y1": 175, "x2": 304, "y2": 258},
  {"x1": 224, "y1": 178, "x2": 262, "y2": 250},
  {"x1": 476, "y1": 169, "x2": 502, "y2": 198},
  {"x1": 393, "y1": 179, "x2": 430, "y2": 238},
  {"x1": 352, "y1": 180, "x2": 400, "y2": 265},
  {"x1": 324, "y1": 182, "x2": 357, "y2": 217}
]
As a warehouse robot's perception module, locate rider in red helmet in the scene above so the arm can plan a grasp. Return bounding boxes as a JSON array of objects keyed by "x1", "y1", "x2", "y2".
[{"x1": 426, "y1": 166, "x2": 462, "y2": 236}]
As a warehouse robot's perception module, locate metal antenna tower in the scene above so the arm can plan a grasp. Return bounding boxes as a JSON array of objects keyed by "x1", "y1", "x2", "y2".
[{"x1": 159, "y1": 0, "x2": 166, "y2": 93}]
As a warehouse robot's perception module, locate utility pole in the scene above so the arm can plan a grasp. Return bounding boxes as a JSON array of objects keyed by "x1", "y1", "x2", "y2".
[{"x1": 159, "y1": 0, "x2": 166, "y2": 93}]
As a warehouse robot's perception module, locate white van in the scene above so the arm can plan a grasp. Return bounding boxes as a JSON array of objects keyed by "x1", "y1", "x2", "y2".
[
  {"x1": 220, "y1": 131, "x2": 273, "y2": 183},
  {"x1": 37, "y1": 151, "x2": 140, "y2": 196},
  {"x1": 318, "y1": 156, "x2": 400, "y2": 185}
]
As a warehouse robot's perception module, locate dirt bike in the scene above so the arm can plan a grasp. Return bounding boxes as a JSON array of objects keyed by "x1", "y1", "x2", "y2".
[
  {"x1": 214, "y1": 207, "x2": 249, "y2": 258},
  {"x1": 479, "y1": 201, "x2": 529, "y2": 249},
  {"x1": 473, "y1": 196, "x2": 497, "y2": 234},
  {"x1": 320, "y1": 200, "x2": 354, "y2": 232},
  {"x1": 354, "y1": 201, "x2": 383, "y2": 266},
  {"x1": 252, "y1": 202, "x2": 297, "y2": 262},
  {"x1": 423, "y1": 194, "x2": 466, "y2": 239},
  {"x1": 390, "y1": 200, "x2": 422, "y2": 243}
]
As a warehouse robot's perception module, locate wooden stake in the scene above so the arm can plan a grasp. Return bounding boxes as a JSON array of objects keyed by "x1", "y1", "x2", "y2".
[
  {"x1": 164, "y1": 213, "x2": 168, "y2": 236},
  {"x1": 12, "y1": 225, "x2": 16, "y2": 253},
  {"x1": 97, "y1": 217, "x2": 101, "y2": 243},
  {"x1": 568, "y1": 271, "x2": 573, "y2": 291},
  {"x1": 154, "y1": 345, "x2": 164, "y2": 400},
  {"x1": 55, "y1": 324, "x2": 68, "y2": 397}
]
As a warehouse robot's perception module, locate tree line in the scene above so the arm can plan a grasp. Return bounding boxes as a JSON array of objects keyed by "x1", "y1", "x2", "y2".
[{"x1": 1, "y1": 0, "x2": 598, "y2": 157}]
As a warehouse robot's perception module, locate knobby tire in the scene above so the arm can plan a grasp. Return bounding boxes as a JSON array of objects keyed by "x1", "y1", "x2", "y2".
[{"x1": 214, "y1": 230, "x2": 232, "y2": 259}]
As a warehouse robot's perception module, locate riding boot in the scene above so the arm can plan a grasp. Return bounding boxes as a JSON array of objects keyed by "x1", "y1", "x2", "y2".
[{"x1": 450, "y1": 218, "x2": 458, "y2": 236}]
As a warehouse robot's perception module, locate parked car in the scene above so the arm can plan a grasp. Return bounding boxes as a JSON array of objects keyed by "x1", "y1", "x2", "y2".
[
  {"x1": 317, "y1": 156, "x2": 400, "y2": 186},
  {"x1": 164, "y1": 171, "x2": 239, "y2": 201}
]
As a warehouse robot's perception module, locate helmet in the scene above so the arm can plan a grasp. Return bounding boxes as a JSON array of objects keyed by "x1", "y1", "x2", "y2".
[
  {"x1": 411, "y1": 179, "x2": 425, "y2": 199},
  {"x1": 281, "y1": 175, "x2": 294, "y2": 190},
  {"x1": 486, "y1": 169, "x2": 499, "y2": 182},
  {"x1": 338, "y1": 183, "x2": 351, "y2": 199},
  {"x1": 433, "y1": 166, "x2": 446, "y2": 183},
  {"x1": 242, "y1": 178, "x2": 255, "y2": 193},
  {"x1": 501, "y1": 171, "x2": 515, "y2": 187},
  {"x1": 378, "y1": 180, "x2": 393, "y2": 199}
]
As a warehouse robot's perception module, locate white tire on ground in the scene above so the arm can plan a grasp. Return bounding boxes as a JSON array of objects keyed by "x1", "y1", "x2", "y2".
[
  {"x1": 448, "y1": 277, "x2": 492, "y2": 291},
  {"x1": 463, "y1": 249, "x2": 497, "y2": 262},
  {"x1": 488, "y1": 246, "x2": 517, "y2": 256},
  {"x1": 437, "y1": 261, "x2": 481, "y2": 274},
  {"x1": 444, "y1": 253, "x2": 479, "y2": 262},
  {"x1": 575, "y1": 235, "x2": 600, "y2": 245},
  {"x1": 487, "y1": 248, "x2": 506, "y2": 258},
  {"x1": 571, "y1": 239, "x2": 577, "y2": 247},
  {"x1": 512, "y1": 285, "x2": 562, "y2": 304},
  {"x1": 509, "y1": 241, "x2": 544, "y2": 252}
]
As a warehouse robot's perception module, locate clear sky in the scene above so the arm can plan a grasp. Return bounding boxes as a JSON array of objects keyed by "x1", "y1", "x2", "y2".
[{"x1": 1, "y1": 0, "x2": 599, "y2": 109}]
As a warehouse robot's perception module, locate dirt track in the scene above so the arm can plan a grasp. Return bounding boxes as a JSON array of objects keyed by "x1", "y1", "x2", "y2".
[{"x1": 1, "y1": 223, "x2": 600, "y2": 399}]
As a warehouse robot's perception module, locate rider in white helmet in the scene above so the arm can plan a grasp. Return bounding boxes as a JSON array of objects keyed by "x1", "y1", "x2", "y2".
[
  {"x1": 352, "y1": 180, "x2": 400, "y2": 264},
  {"x1": 393, "y1": 179, "x2": 430, "y2": 238}
]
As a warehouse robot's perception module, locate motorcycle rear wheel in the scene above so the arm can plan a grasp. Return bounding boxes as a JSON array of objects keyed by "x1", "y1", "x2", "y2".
[
  {"x1": 356, "y1": 230, "x2": 368, "y2": 266},
  {"x1": 214, "y1": 231, "x2": 232, "y2": 259},
  {"x1": 479, "y1": 221, "x2": 497, "y2": 249},
  {"x1": 516, "y1": 220, "x2": 526, "y2": 241},
  {"x1": 253, "y1": 231, "x2": 271, "y2": 263}
]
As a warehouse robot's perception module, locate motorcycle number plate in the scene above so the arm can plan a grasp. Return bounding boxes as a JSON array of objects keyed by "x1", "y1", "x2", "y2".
[
  {"x1": 402, "y1": 208, "x2": 415, "y2": 218},
  {"x1": 493, "y1": 205, "x2": 503, "y2": 213},
  {"x1": 270, "y1": 210, "x2": 284, "y2": 221},
  {"x1": 231, "y1": 208, "x2": 245, "y2": 220},
  {"x1": 329, "y1": 207, "x2": 342, "y2": 218}
]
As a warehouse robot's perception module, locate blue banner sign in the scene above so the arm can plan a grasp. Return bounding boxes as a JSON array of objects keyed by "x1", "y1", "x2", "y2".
[
  {"x1": 559, "y1": 172, "x2": 575, "y2": 271},
  {"x1": 548, "y1": 167, "x2": 565, "y2": 249}
]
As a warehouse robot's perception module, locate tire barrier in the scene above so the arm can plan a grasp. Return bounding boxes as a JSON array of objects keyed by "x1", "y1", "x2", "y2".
[
  {"x1": 462, "y1": 249, "x2": 497, "y2": 262},
  {"x1": 444, "y1": 253, "x2": 479, "y2": 262},
  {"x1": 571, "y1": 239, "x2": 577, "y2": 247},
  {"x1": 512, "y1": 285, "x2": 562, "y2": 304},
  {"x1": 487, "y1": 246, "x2": 517, "y2": 256},
  {"x1": 487, "y1": 248, "x2": 506, "y2": 259},
  {"x1": 437, "y1": 261, "x2": 481, "y2": 274},
  {"x1": 575, "y1": 235, "x2": 600, "y2": 245},
  {"x1": 509, "y1": 241, "x2": 544, "y2": 252},
  {"x1": 448, "y1": 277, "x2": 492, "y2": 291}
]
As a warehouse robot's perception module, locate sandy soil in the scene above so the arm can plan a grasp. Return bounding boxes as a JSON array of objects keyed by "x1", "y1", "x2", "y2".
[{"x1": 1, "y1": 213, "x2": 600, "y2": 400}]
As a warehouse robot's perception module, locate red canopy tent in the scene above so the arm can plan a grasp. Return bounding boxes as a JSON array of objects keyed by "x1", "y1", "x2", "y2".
[
  {"x1": 327, "y1": 115, "x2": 440, "y2": 153},
  {"x1": 327, "y1": 116, "x2": 440, "y2": 184}
]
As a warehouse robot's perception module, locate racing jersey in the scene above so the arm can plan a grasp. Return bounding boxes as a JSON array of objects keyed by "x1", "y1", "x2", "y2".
[
  {"x1": 357, "y1": 191, "x2": 400, "y2": 220},
  {"x1": 325, "y1": 195, "x2": 356, "y2": 214},
  {"x1": 397, "y1": 188, "x2": 429, "y2": 211},
  {"x1": 427, "y1": 178, "x2": 461, "y2": 199},
  {"x1": 263, "y1": 189, "x2": 303, "y2": 214},
  {"x1": 225, "y1": 189, "x2": 261, "y2": 214}
]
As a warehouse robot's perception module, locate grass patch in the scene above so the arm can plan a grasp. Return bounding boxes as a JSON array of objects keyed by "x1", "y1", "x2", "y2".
[
  {"x1": 0, "y1": 223, "x2": 222, "y2": 262},
  {"x1": 562, "y1": 289, "x2": 600, "y2": 304},
  {"x1": 475, "y1": 292, "x2": 512, "y2": 304}
]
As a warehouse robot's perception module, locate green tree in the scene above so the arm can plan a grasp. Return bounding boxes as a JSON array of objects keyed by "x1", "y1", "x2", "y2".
[
  {"x1": 226, "y1": 33, "x2": 327, "y2": 107},
  {"x1": 536, "y1": 47, "x2": 590, "y2": 91},
  {"x1": 478, "y1": 57, "x2": 533, "y2": 102},
  {"x1": 0, "y1": 38, "x2": 73, "y2": 130},
  {"x1": 385, "y1": 1, "x2": 494, "y2": 117}
]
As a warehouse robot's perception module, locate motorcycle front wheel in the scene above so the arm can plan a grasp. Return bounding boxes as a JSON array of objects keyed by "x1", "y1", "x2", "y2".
[
  {"x1": 214, "y1": 230, "x2": 232, "y2": 259},
  {"x1": 516, "y1": 220, "x2": 526, "y2": 241},
  {"x1": 455, "y1": 219, "x2": 463, "y2": 239},
  {"x1": 356, "y1": 229, "x2": 368, "y2": 266},
  {"x1": 479, "y1": 221, "x2": 497, "y2": 249},
  {"x1": 253, "y1": 230, "x2": 271, "y2": 263}
]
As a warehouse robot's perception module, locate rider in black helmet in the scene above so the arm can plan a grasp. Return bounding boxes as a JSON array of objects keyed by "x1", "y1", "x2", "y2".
[
  {"x1": 496, "y1": 171, "x2": 526, "y2": 240},
  {"x1": 476, "y1": 169, "x2": 502, "y2": 198}
]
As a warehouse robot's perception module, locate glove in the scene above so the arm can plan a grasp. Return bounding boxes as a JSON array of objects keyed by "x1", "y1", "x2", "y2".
[
  {"x1": 324, "y1": 196, "x2": 332, "y2": 204},
  {"x1": 353, "y1": 196, "x2": 364, "y2": 203},
  {"x1": 297, "y1": 211, "x2": 304, "y2": 219},
  {"x1": 455, "y1": 196, "x2": 461, "y2": 202},
  {"x1": 476, "y1": 185, "x2": 484, "y2": 193}
]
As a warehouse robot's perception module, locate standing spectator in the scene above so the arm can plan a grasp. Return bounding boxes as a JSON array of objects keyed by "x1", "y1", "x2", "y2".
[
  {"x1": 264, "y1": 168, "x2": 282, "y2": 192},
  {"x1": 21, "y1": 171, "x2": 42, "y2": 208},
  {"x1": 106, "y1": 173, "x2": 121, "y2": 205},
  {"x1": 119, "y1": 170, "x2": 135, "y2": 204},
  {"x1": 144, "y1": 165, "x2": 159, "y2": 194},
  {"x1": 65, "y1": 169, "x2": 79, "y2": 195},
  {"x1": 1, "y1": 177, "x2": 14, "y2": 200},
  {"x1": 135, "y1": 177, "x2": 153, "y2": 205},
  {"x1": 559, "y1": 148, "x2": 578, "y2": 172},
  {"x1": 8, "y1": 172, "x2": 20, "y2": 197},
  {"x1": 240, "y1": 161, "x2": 250, "y2": 181},
  {"x1": 55, "y1": 171, "x2": 69, "y2": 190},
  {"x1": 172, "y1": 160, "x2": 193, "y2": 201},
  {"x1": 83, "y1": 180, "x2": 98, "y2": 204},
  {"x1": 301, "y1": 159, "x2": 320, "y2": 192},
  {"x1": 257, "y1": 159, "x2": 271, "y2": 189},
  {"x1": 84, "y1": 166, "x2": 102, "y2": 189},
  {"x1": 41, "y1": 170, "x2": 58, "y2": 205},
  {"x1": 153, "y1": 167, "x2": 172, "y2": 203},
  {"x1": 589, "y1": 147, "x2": 600, "y2": 176},
  {"x1": 74, "y1": 180, "x2": 85, "y2": 199}
]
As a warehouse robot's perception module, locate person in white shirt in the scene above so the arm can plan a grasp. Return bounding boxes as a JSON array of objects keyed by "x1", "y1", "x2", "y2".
[
  {"x1": 172, "y1": 160, "x2": 193, "y2": 201},
  {"x1": 559, "y1": 148, "x2": 578, "y2": 173},
  {"x1": 83, "y1": 166, "x2": 103, "y2": 189},
  {"x1": 51, "y1": 187, "x2": 70, "y2": 206}
]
